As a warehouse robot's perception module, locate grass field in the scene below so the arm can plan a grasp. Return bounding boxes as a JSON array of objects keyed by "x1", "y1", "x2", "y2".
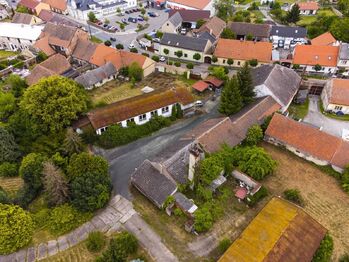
[
  {"x1": 90, "y1": 36, "x2": 103, "y2": 44},
  {"x1": 287, "y1": 98, "x2": 309, "y2": 120},
  {"x1": 0, "y1": 176, "x2": 23, "y2": 197},
  {"x1": 297, "y1": 8, "x2": 336, "y2": 26},
  {"x1": 0, "y1": 50, "x2": 17, "y2": 60},
  {"x1": 262, "y1": 143, "x2": 349, "y2": 260}
]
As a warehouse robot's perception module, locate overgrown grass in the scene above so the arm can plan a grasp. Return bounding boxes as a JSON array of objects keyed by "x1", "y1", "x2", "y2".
[
  {"x1": 0, "y1": 50, "x2": 17, "y2": 60},
  {"x1": 287, "y1": 98, "x2": 309, "y2": 120},
  {"x1": 90, "y1": 36, "x2": 103, "y2": 44}
]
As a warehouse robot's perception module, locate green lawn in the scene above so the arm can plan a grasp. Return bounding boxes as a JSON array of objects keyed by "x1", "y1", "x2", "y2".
[
  {"x1": 297, "y1": 8, "x2": 336, "y2": 26},
  {"x1": 90, "y1": 36, "x2": 103, "y2": 44},
  {"x1": 288, "y1": 98, "x2": 309, "y2": 120},
  {"x1": 319, "y1": 101, "x2": 349, "y2": 121},
  {"x1": 0, "y1": 50, "x2": 18, "y2": 60}
]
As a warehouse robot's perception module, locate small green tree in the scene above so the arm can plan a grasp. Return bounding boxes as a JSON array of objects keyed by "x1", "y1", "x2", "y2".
[
  {"x1": 221, "y1": 28, "x2": 235, "y2": 39},
  {"x1": 163, "y1": 48, "x2": 169, "y2": 55},
  {"x1": 186, "y1": 63, "x2": 194, "y2": 69},
  {"x1": 175, "y1": 50, "x2": 183, "y2": 58},
  {"x1": 212, "y1": 56, "x2": 218, "y2": 63},
  {"x1": 175, "y1": 103, "x2": 183, "y2": 118},
  {"x1": 4, "y1": 74, "x2": 28, "y2": 98},
  {"x1": 0, "y1": 204, "x2": 34, "y2": 254},
  {"x1": 219, "y1": 76, "x2": 243, "y2": 115},
  {"x1": 16, "y1": 5, "x2": 29, "y2": 13},
  {"x1": 64, "y1": 128, "x2": 85, "y2": 155},
  {"x1": 104, "y1": 18, "x2": 110, "y2": 24},
  {"x1": 249, "y1": 59, "x2": 258, "y2": 67},
  {"x1": 194, "y1": 206, "x2": 213, "y2": 232},
  {"x1": 0, "y1": 127, "x2": 20, "y2": 164},
  {"x1": 227, "y1": 58, "x2": 234, "y2": 66},
  {"x1": 141, "y1": 8, "x2": 146, "y2": 15},
  {"x1": 246, "y1": 33, "x2": 253, "y2": 40},
  {"x1": 128, "y1": 62, "x2": 143, "y2": 81},
  {"x1": 245, "y1": 125, "x2": 263, "y2": 145},
  {"x1": 314, "y1": 64, "x2": 322, "y2": 71},
  {"x1": 193, "y1": 53, "x2": 201, "y2": 61},
  {"x1": 286, "y1": 4, "x2": 300, "y2": 23},
  {"x1": 218, "y1": 238, "x2": 232, "y2": 253},
  {"x1": 196, "y1": 19, "x2": 206, "y2": 28},
  {"x1": 237, "y1": 62, "x2": 255, "y2": 104},
  {"x1": 209, "y1": 66, "x2": 227, "y2": 80},
  {"x1": 156, "y1": 31, "x2": 163, "y2": 38},
  {"x1": 36, "y1": 51, "x2": 48, "y2": 63},
  {"x1": 88, "y1": 11, "x2": 97, "y2": 23},
  {"x1": 120, "y1": 23, "x2": 125, "y2": 30},
  {"x1": 116, "y1": 7, "x2": 121, "y2": 14},
  {"x1": 312, "y1": 234, "x2": 333, "y2": 262},
  {"x1": 283, "y1": 189, "x2": 304, "y2": 206},
  {"x1": 115, "y1": 43, "x2": 124, "y2": 49}
]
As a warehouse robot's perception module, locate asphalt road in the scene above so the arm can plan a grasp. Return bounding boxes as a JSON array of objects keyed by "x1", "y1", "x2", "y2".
[{"x1": 94, "y1": 100, "x2": 220, "y2": 199}]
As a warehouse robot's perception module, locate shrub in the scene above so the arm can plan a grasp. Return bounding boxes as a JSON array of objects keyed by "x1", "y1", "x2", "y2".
[
  {"x1": 0, "y1": 162, "x2": 18, "y2": 177},
  {"x1": 168, "y1": 61, "x2": 173, "y2": 65},
  {"x1": 186, "y1": 63, "x2": 194, "y2": 69},
  {"x1": 128, "y1": 62, "x2": 143, "y2": 81},
  {"x1": 86, "y1": 231, "x2": 106, "y2": 252},
  {"x1": 173, "y1": 208, "x2": 184, "y2": 217},
  {"x1": 212, "y1": 56, "x2": 218, "y2": 63},
  {"x1": 141, "y1": 52, "x2": 149, "y2": 57},
  {"x1": 245, "y1": 125, "x2": 263, "y2": 146},
  {"x1": 32, "y1": 208, "x2": 51, "y2": 229},
  {"x1": 227, "y1": 58, "x2": 234, "y2": 65},
  {"x1": 218, "y1": 238, "x2": 232, "y2": 253},
  {"x1": 194, "y1": 206, "x2": 213, "y2": 232},
  {"x1": 312, "y1": 234, "x2": 333, "y2": 262},
  {"x1": 48, "y1": 204, "x2": 91, "y2": 235},
  {"x1": 115, "y1": 43, "x2": 124, "y2": 49},
  {"x1": 0, "y1": 187, "x2": 10, "y2": 204},
  {"x1": 283, "y1": 189, "x2": 304, "y2": 206},
  {"x1": 152, "y1": 55, "x2": 160, "y2": 62},
  {"x1": 0, "y1": 204, "x2": 34, "y2": 254},
  {"x1": 339, "y1": 254, "x2": 349, "y2": 262},
  {"x1": 174, "y1": 61, "x2": 181, "y2": 67},
  {"x1": 246, "y1": 186, "x2": 268, "y2": 207},
  {"x1": 104, "y1": 40, "x2": 112, "y2": 46},
  {"x1": 129, "y1": 48, "x2": 138, "y2": 53},
  {"x1": 249, "y1": 59, "x2": 258, "y2": 67}
]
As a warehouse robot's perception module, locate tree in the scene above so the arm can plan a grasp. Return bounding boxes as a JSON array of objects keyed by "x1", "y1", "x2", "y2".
[
  {"x1": 0, "y1": 204, "x2": 34, "y2": 254},
  {"x1": 286, "y1": 4, "x2": 300, "y2": 23},
  {"x1": 283, "y1": 189, "x2": 304, "y2": 206},
  {"x1": 156, "y1": 31, "x2": 163, "y2": 38},
  {"x1": 64, "y1": 128, "x2": 85, "y2": 155},
  {"x1": 175, "y1": 50, "x2": 183, "y2": 58},
  {"x1": 104, "y1": 18, "x2": 110, "y2": 24},
  {"x1": 245, "y1": 125, "x2": 263, "y2": 145},
  {"x1": 194, "y1": 206, "x2": 213, "y2": 232},
  {"x1": 246, "y1": 33, "x2": 253, "y2": 40},
  {"x1": 0, "y1": 127, "x2": 19, "y2": 164},
  {"x1": 115, "y1": 43, "x2": 124, "y2": 50},
  {"x1": 186, "y1": 63, "x2": 194, "y2": 69},
  {"x1": 128, "y1": 62, "x2": 143, "y2": 81},
  {"x1": 36, "y1": 51, "x2": 48, "y2": 63},
  {"x1": 218, "y1": 238, "x2": 232, "y2": 253},
  {"x1": 219, "y1": 76, "x2": 243, "y2": 115},
  {"x1": 221, "y1": 28, "x2": 235, "y2": 39},
  {"x1": 237, "y1": 62, "x2": 255, "y2": 104},
  {"x1": 16, "y1": 5, "x2": 29, "y2": 13},
  {"x1": 0, "y1": 92, "x2": 16, "y2": 120},
  {"x1": 249, "y1": 59, "x2": 258, "y2": 67},
  {"x1": 71, "y1": 171, "x2": 112, "y2": 212},
  {"x1": 141, "y1": 8, "x2": 146, "y2": 15},
  {"x1": 215, "y1": 0, "x2": 233, "y2": 20},
  {"x1": 209, "y1": 66, "x2": 227, "y2": 80},
  {"x1": 193, "y1": 53, "x2": 201, "y2": 61},
  {"x1": 330, "y1": 17, "x2": 349, "y2": 43},
  {"x1": 104, "y1": 40, "x2": 112, "y2": 46},
  {"x1": 120, "y1": 23, "x2": 125, "y2": 30},
  {"x1": 211, "y1": 56, "x2": 218, "y2": 63},
  {"x1": 87, "y1": 231, "x2": 106, "y2": 252},
  {"x1": 227, "y1": 58, "x2": 234, "y2": 66},
  {"x1": 314, "y1": 64, "x2": 322, "y2": 71},
  {"x1": 20, "y1": 76, "x2": 89, "y2": 133},
  {"x1": 4, "y1": 74, "x2": 28, "y2": 98},
  {"x1": 312, "y1": 234, "x2": 333, "y2": 262},
  {"x1": 196, "y1": 19, "x2": 206, "y2": 28},
  {"x1": 0, "y1": 162, "x2": 18, "y2": 177},
  {"x1": 338, "y1": 0, "x2": 349, "y2": 16},
  {"x1": 42, "y1": 161, "x2": 69, "y2": 206},
  {"x1": 88, "y1": 11, "x2": 97, "y2": 23},
  {"x1": 163, "y1": 48, "x2": 169, "y2": 55},
  {"x1": 116, "y1": 7, "x2": 121, "y2": 14}
]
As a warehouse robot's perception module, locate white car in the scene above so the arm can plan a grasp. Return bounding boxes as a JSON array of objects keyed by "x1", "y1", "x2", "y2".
[
  {"x1": 159, "y1": 56, "x2": 166, "y2": 62},
  {"x1": 128, "y1": 42, "x2": 135, "y2": 49},
  {"x1": 194, "y1": 100, "x2": 204, "y2": 107}
]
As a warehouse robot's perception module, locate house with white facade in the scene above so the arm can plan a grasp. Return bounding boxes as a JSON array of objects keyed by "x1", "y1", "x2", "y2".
[
  {"x1": 77, "y1": 87, "x2": 194, "y2": 135},
  {"x1": 252, "y1": 64, "x2": 301, "y2": 113},
  {"x1": 295, "y1": 1, "x2": 319, "y2": 15},
  {"x1": 265, "y1": 113, "x2": 349, "y2": 173},
  {"x1": 159, "y1": 33, "x2": 213, "y2": 63},
  {"x1": 321, "y1": 78, "x2": 349, "y2": 115},
  {"x1": 293, "y1": 45, "x2": 339, "y2": 74},
  {"x1": 166, "y1": 0, "x2": 215, "y2": 15},
  {"x1": 337, "y1": 43, "x2": 349, "y2": 73},
  {"x1": 0, "y1": 23, "x2": 44, "y2": 51},
  {"x1": 270, "y1": 25, "x2": 307, "y2": 47},
  {"x1": 68, "y1": 0, "x2": 137, "y2": 20},
  {"x1": 0, "y1": 4, "x2": 10, "y2": 20}
]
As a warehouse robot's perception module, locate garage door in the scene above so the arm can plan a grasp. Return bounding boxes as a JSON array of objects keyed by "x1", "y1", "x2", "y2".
[{"x1": 308, "y1": 85, "x2": 323, "y2": 95}]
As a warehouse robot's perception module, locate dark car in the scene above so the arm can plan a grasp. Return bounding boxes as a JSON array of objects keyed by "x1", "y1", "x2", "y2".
[
  {"x1": 132, "y1": 8, "x2": 138, "y2": 12},
  {"x1": 125, "y1": 10, "x2": 130, "y2": 14},
  {"x1": 137, "y1": 16, "x2": 144, "y2": 21},
  {"x1": 110, "y1": 37, "x2": 116, "y2": 42},
  {"x1": 128, "y1": 17, "x2": 137, "y2": 23}
]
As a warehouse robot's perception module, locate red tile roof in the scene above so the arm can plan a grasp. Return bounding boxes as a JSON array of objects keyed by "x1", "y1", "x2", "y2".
[
  {"x1": 297, "y1": 1, "x2": 319, "y2": 10},
  {"x1": 293, "y1": 45, "x2": 339, "y2": 67},
  {"x1": 18, "y1": 0, "x2": 39, "y2": 9},
  {"x1": 329, "y1": 78, "x2": 349, "y2": 106},
  {"x1": 311, "y1": 32, "x2": 337, "y2": 46},
  {"x1": 204, "y1": 76, "x2": 223, "y2": 87},
  {"x1": 42, "y1": 0, "x2": 67, "y2": 11},
  {"x1": 167, "y1": 0, "x2": 212, "y2": 9},
  {"x1": 265, "y1": 114, "x2": 349, "y2": 169},
  {"x1": 214, "y1": 39, "x2": 272, "y2": 63},
  {"x1": 192, "y1": 80, "x2": 210, "y2": 92}
]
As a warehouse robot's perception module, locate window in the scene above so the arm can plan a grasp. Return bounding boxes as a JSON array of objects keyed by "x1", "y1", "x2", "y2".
[
  {"x1": 139, "y1": 114, "x2": 147, "y2": 121},
  {"x1": 335, "y1": 106, "x2": 343, "y2": 110},
  {"x1": 237, "y1": 61, "x2": 241, "y2": 66},
  {"x1": 184, "y1": 54, "x2": 187, "y2": 57},
  {"x1": 223, "y1": 60, "x2": 226, "y2": 64},
  {"x1": 127, "y1": 118, "x2": 135, "y2": 123},
  {"x1": 162, "y1": 106, "x2": 169, "y2": 113},
  {"x1": 151, "y1": 110, "x2": 158, "y2": 116}
]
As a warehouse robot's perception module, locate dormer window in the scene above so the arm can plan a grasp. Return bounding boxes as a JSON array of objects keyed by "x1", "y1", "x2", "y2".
[
  {"x1": 315, "y1": 55, "x2": 319, "y2": 60},
  {"x1": 176, "y1": 42, "x2": 179, "y2": 46},
  {"x1": 295, "y1": 30, "x2": 298, "y2": 33}
]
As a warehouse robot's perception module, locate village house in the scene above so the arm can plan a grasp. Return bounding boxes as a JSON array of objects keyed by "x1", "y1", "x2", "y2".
[
  {"x1": 232, "y1": 170, "x2": 261, "y2": 201},
  {"x1": 11, "y1": 12, "x2": 42, "y2": 25},
  {"x1": 166, "y1": 0, "x2": 215, "y2": 15},
  {"x1": 71, "y1": 39, "x2": 98, "y2": 66},
  {"x1": 68, "y1": 0, "x2": 137, "y2": 20},
  {"x1": 265, "y1": 113, "x2": 349, "y2": 172},
  {"x1": 337, "y1": 43, "x2": 349, "y2": 73},
  {"x1": 294, "y1": 1, "x2": 319, "y2": 15},
  {"x1": 38, "y1": 9, "x2": 81, "y2": 27},
  {"x1": 228, "y1": 22, "x2": 271, "y2": 42},
  {"x1": 293, "y1": 45, "x2": 339, "y2": 74},
  {"x1": 26, "y1": 53, "x2": 75, "y2": 85},
  {"x1": 219, "y1": 197, "x2": 327, "y2": 262},
  {"x1": 321, "y1": 78, "x2": 349, "y2": 114},
  {"x1": 164, "y1": 10, "x2": 210, "y2": 32},
  {"x1": 159, "y1": 33, "x2": 213, "y2": 63},
  {"x1": 77, "y1": 87, "x2": 194, "y2": 135},
  {"x1": 17, "y1": 0, "x2": 50, "y2": 15},
  {"x1": 160, "y1": 11, "x2": 182, "y2": 34},
  {"x1": 193, "y1": 16, "x2": 226, "y2": 39},
  {"x1": 0, "y1": 4, "x2": 10, "y2": 20},
  {"x1": 33, "y1": 22, "x2": 89, "y2": 57},
  {"x1": 270, "y1": 25, "x2": 307, "y2": 48},
  {"x1": 252, "y1": 64, "x2": 301, "y2": 113},
  {"x1": 75, "y1": 62, "x2": 117, "y2": 90},
  {"x1": 311, "y1": 32, "x2": 338, "y2": 46},
  {"x1": 0, "y1": 22, "x2": 44, "y2": 51},
  {"x1": 213, "y1": 39, "x2": 273, "y2": 67},
  {"x1": 42, "y1": 0, "x2": 68, "y2": 14}
]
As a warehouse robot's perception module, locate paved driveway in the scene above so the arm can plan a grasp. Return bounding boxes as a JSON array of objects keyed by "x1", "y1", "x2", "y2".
[{"x1": 303, "y1": 96, "x2": 349, "y2": 137}]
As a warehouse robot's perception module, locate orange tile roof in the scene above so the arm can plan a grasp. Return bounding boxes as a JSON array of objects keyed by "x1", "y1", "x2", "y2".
[
  {"x1": 18, "y1": 0, "x2": 39, "y2": 9},
  {"x1": 89, "y1": 44, "x2": 115, "y2": 66},
  {"x1": 265, "y1": 114, "x2": 349, "y2": 169},
  {"x1": 214, "y1": 39, "x2": 272, "y2": 63},
  {"x1": 293, "y1": 45, "x2": 339, "y2": 67},
  {"x1": 204, "y1": 76, "x2": 223, "y2": 87},
  {"x1": 167, "y1": 0, "x2": 212, "y2": 9},
  {"x1": 311, "y1": 32, "x2": 337, "y2": 46},
  {"x1": 42, "y1": 0, "x2": 67, "y2": 11},
  {"x1": 87, "y1": 88, "x2": 194, "y2": 129},
  {"x1": 192, "y1": 80, "x2": 210, "y2": 92},
  {"x1": 297, "y1": 1, "x2": 319, "y2": 10},
  {"x1": 33, "y1": 36, "x2": 56, "y2": 56},
  {"x1": 329, "y1": 78, "x2": 349, "y2": 106}
]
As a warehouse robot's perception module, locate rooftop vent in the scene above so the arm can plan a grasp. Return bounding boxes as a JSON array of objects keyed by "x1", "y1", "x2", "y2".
[
  {"x1": 176, "y1": 42, "x2": 179, "y2": 46},
  {"x1": 315, "y1": 55, "x2": 319, "y2": 60},
  {"x1": 295, "y1": 30, "x2": 298, "y2": 33},
  {"x1": 328, "y1": 56, "x2": 332, "y2": 60}
]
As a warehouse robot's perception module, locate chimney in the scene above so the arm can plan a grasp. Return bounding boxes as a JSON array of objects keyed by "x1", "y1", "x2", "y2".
[{"x1": 188, "y1": 143, "x2": 204, "y2": 185}]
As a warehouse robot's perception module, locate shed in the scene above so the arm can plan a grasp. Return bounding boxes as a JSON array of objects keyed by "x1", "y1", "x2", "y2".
[
  {"x1": 174, "y1": 192, "x2": 198, "y2": 214},
  {"x1": 204, "y1": 76, "x2": 224, "y2": 88},
  {"x1": 192, "y1": 80, "x2": 210, "y2": 92}
]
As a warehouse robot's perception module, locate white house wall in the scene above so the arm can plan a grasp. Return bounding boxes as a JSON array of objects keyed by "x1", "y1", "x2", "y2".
[{"x1": 160, "y1": 45, "x2": 205, "y2": 63}]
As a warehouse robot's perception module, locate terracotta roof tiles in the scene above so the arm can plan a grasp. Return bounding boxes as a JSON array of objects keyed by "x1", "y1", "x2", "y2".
[
  {"x1": 329, "y1": 78, "x2": 349, "y2": 106},
  {"x1": 311, "y1": 32, "x2": 337, "y2": 46},
  {"x1": 293, "y1": 45, "x2": 339, "y2": 67},
  {"x1": 42, "y1": 0, "x2": 67, "y2": 11},
  {"x1": 167, "y1": 0, "x2": 212, "y2": 9},
  {"x1": 297, "y1": 1, "x2": 319, "y2": 10}
]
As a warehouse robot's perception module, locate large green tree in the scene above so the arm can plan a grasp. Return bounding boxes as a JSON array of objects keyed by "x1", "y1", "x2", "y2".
[
  {"x1": 0, "y1": 92, "x2": 16, "y2": 119},
  {"x1": 286, "y1": 4, "x2": 300, "y2": 23},
  {"x1": 128, "y1": 62, "x2": 143, "y2": 81},
  {"x1": 20, "y1": 76, "x2": 89, "y2": 133},
  {"x1": 215, "y1": 0, "x2": 233, "y2": 20},
  {"x1": 0, "y1": 127, "x2": 20, "y2": 164},
  {"x1": 63, "y1": 128, "x2": 85, "y2": 155},
  {"x1": 4, "y1": 74, "x2": 28, "y2": 98},
  {"x1": 330, "y1": 18, "x2": 349, "y2": 43},
  {"x1": 338, "y1": 0, "x2": 349, "y2": 16},
  {"x1": 219, "y1": 76, "x2": 243, "y2": 115},
  {"x1": 237, "y1": 63, "x2": 255, "y2": 105},
  {"x1": 221, "y1": 28, "x2": 235, "y2": 39},
  {"x1": 0, "y1": 204, "x2": 34, "y2": 254},
  {"x1": 245, "y1": 125, "x2": 263, "y2": 146}
]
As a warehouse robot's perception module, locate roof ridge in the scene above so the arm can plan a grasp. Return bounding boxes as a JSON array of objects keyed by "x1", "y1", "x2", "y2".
[
  {"x1": 231, "y1": 96, "x2": 271, "y2": 124},
  {"x1": 196, "y1": 117, "x2": 231, "y2": 141}
]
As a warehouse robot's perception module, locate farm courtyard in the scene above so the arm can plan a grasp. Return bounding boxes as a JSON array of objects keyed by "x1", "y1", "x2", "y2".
[{"x1": 263, "y1": 143, "x2": 349, "y2": 260}]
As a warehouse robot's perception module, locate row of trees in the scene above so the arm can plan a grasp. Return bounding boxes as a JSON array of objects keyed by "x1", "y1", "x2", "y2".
[{"x1": 219, "y1": 63, "x2": 255, "y2": 115}]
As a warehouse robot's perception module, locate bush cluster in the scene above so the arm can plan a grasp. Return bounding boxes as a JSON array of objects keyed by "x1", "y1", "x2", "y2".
[
  {"x1": 246, "y1": 186, "x2": 268, "y2": 207},
  {"x1": 0, "y1": 162, "x2": 18, "y2": 177},
  {"x1": 312, "y1": 234, "x2": 333, "y2": 262},
  {"x1": 86, "y1": 231, "x2": 106, "y2": 252},
  {"x1": 283, "y1": 189, "x2": 304, "y2": 206}
]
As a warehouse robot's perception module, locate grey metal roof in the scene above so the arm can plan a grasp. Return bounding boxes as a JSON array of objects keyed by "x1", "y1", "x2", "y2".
[
  {"x1": 160, "y1": 33, "x2": 209, "y2": 52},
  {"x1": 131, "y1": 160, "x2": 177, "y2": 208},
  {"x1": 339, "y1": 43, "x2": 349, "y2": 60},
  {"x1": 174, "y1": 192, "x2": 195, "y2": 212},
  {"x1": 75, "y1": 62, "x2": 116, "y2": 88},
  {"x1": 198, "y1": 31, "x2": 216, "y2": 44},
  {"x1": 252, "y1": 64, "x2": 301, "y2": 107},
  {"x1": 168, "y1": 11, "x2": 182, "y2": 28},
  {"x1": 270, "y1": 25, "x2": 307, "y2": 38},
  {"x1": 163, "y1": 144, "x2": 190, "y2": 184}
]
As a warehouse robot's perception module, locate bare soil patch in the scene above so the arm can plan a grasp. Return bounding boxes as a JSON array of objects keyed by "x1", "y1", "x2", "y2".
[{"x1": 262, "y1": 143, "x2": 349, "y2": 259}]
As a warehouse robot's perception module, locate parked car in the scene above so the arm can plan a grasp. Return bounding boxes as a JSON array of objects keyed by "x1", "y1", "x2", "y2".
[
  {"x1": 194, "y1": 100, "x2": 204, "y2": 107},
  {"x1": 121, "y1": 18, "x2": 128, "y2": 24},
  {"x1": 153, "y1": 38, "x2": 160, "y2": 43},
  {"x1": 125, "y1": 10, "x2": 130, "y2": 14},
  {"x1": 132, "y1": 8, "x2": 138, "y2": 12},
  {"x1": 148, "y1": 11, "x2": 156, "y2": 17},
  {"x1": 137, "y1": 16, "x2": 144, "y2": 21},
  {"x1": 180, "y1": 28, "x2": 186, "y2": 35},
  {"x1": 159, "y1": 56, "x2": 166, "y2": 62},
  {"x1": 110, "y1": 37, "x2": 116, "y2": 42},
  {"x1": 128, "y1": 17, "x2": 137, "y2": 23},
  {"x1": 129, "y1": 42, "x2": 135, "y2": 49},
  {"x1": 97, "y1": 21, "x2": 103, "y2": 25}
]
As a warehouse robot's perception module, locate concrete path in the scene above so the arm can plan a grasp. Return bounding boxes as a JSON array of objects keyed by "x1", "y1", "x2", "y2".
[{"x1": 0, "y1": 195, "x2": 177, "y2": 262}]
